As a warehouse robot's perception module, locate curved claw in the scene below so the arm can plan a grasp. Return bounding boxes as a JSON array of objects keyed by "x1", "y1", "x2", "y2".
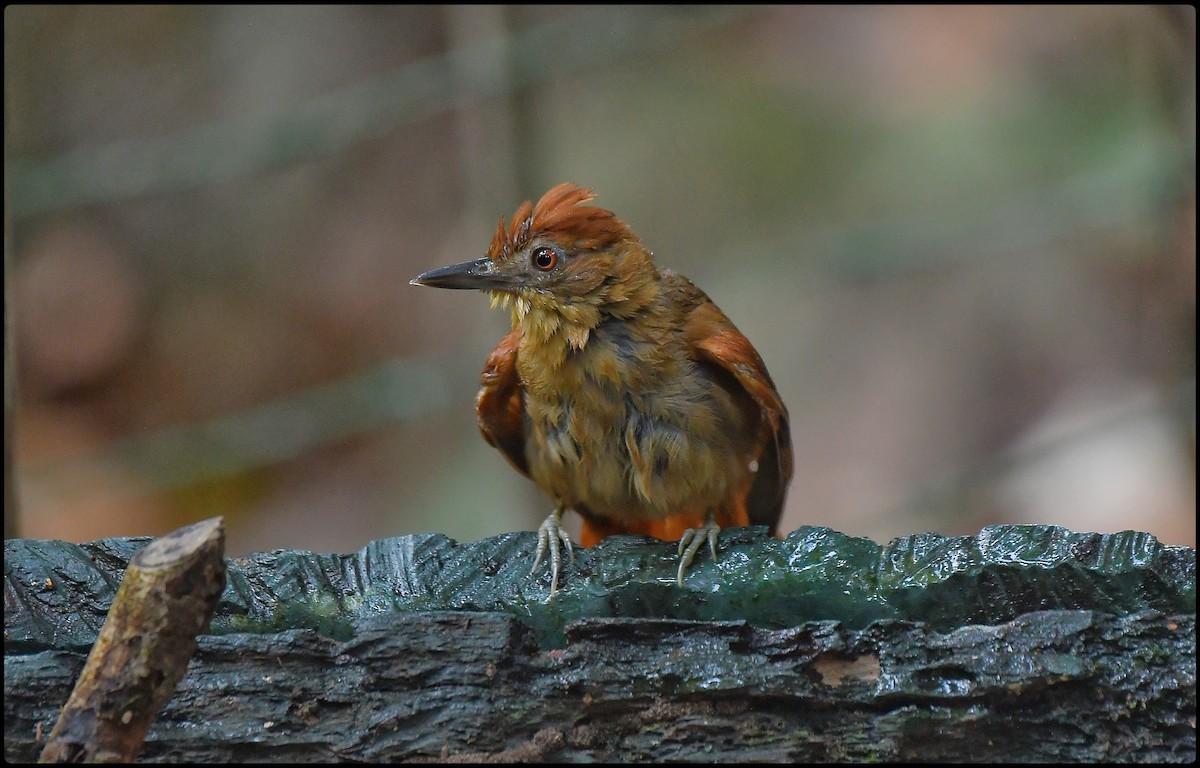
[
  {"x1": 676, "y1": 518, "x2": 720, "y2": 585},
  {"x1": 530, "y1": 508, "x2": 574, "y2": 594}
]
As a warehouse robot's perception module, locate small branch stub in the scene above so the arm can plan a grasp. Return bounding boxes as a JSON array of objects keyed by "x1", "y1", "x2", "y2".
[{"x1": 39, "y1": 517, "x2": 226, "y2": 763}]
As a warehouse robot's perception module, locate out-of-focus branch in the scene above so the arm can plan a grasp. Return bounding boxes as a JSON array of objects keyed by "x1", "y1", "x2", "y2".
[
  {"x1": 18, "y1": 356, "x2": 457, "y2": 505},
  {"x1": 7, "y1": 7, "x2": 746, "y2": 219}
]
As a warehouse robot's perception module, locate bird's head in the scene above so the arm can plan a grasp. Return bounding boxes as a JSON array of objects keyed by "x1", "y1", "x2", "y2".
[{"x1": 410, "y1": 184, "x2": 659, "y2": 342}]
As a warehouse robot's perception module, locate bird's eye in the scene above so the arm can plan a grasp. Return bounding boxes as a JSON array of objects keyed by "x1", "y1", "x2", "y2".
[{"x1": 531, "y1": 246, "x2": 558, "y2": 271}]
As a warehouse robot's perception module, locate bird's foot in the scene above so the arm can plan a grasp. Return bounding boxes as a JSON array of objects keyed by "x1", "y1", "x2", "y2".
[
  {"x1": 676, "y1": 518, "x2": 720, "y2": 585},
  {"x1": 530, "y1": 508, "x2": 574, "y2": 594}
]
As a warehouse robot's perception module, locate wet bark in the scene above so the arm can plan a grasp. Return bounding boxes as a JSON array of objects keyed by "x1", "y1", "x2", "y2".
[{"x1": 5, "y1": 524, "x2": 1195, "y2": 762}]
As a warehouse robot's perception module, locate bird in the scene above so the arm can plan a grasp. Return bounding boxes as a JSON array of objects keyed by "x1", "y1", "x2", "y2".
[{"x1": 410, "y1": 183, "x2": 792, "y2": 593}]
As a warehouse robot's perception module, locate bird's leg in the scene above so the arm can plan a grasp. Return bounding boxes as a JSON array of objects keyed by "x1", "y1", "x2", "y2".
[
  {"x1": 530, "y1": 504, "x2": 574, "y2": 594},
  {"x1": 676, "y1": 510, "x2": 720, "y2": 585}
]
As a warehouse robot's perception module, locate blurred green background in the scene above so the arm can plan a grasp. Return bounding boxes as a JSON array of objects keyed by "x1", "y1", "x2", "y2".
[{"x1": 5, "y1": 5, "x2": 1194, "y2": 555}]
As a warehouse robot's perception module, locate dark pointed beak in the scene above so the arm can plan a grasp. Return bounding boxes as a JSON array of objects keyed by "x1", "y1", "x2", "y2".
[{"x1": 409, "y1": 257, "x2": 512, "y2": 291}]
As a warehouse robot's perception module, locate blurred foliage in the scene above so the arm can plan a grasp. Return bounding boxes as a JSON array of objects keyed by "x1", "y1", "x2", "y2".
[{"x1": 4, "y1": 6, "x2": 1194, "y2": 554}]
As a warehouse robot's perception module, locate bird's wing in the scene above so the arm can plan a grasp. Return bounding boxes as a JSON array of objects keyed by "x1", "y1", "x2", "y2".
[
  {"x1": 673, "y1": 274, "x2": 793, "y2": 533},
  {"x1": 476, "y1": 329, "x2": 530, "y2": 477}
]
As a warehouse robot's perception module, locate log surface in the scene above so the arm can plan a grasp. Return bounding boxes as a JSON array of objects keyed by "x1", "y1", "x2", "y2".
[{"x1": 5, "y1": 524, "x2": 1196, "y2": 762}]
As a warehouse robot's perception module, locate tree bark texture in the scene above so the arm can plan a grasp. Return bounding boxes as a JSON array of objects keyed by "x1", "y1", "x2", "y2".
[
  {"x1": 37, "y1": 517, "x2": 225, "y2": 763},
  {"x1": 5, "y1": 524, "x2": 1195, "y2": 762}
]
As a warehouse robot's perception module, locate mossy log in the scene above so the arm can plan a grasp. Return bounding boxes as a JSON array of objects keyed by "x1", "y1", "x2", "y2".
[{"x1": 5, "y1": 524, "x2": 1196, "y2": 762}]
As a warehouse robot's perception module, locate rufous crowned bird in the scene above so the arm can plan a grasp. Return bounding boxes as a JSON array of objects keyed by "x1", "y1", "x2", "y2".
[{"x1": 411, "y1": 183, "x2": 792, "y2": 592}]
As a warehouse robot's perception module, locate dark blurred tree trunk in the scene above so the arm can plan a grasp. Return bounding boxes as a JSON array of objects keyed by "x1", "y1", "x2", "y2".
[{"x1": 4, "y1": 137, "x2": 16, "y2": 540}]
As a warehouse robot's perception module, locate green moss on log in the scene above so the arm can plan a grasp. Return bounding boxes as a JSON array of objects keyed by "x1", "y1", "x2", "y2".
[{"x1": 5, "y1": 524, "x2": 1193, "y2": 650}]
